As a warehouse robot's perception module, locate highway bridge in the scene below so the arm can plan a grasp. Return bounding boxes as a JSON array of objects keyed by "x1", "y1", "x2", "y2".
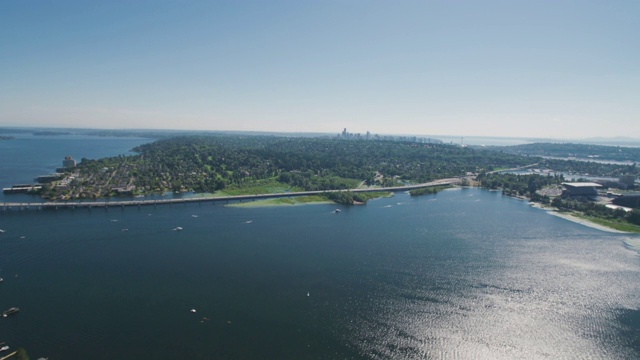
[{"x1": 0, "y1": 178, "x2": 461, "y2": 211}]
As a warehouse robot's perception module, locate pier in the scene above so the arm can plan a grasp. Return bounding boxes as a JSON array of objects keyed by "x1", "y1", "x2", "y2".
[
  {"x1": 0, "y1": 179, "x2": 461, "y2": 212},
  {"x1": 2, "y1": 185, "x2": 42, "y2": 194}
]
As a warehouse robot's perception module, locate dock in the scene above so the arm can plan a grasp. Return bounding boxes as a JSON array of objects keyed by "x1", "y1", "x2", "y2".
[{"x1": 2, "y1": 185, "x2": 42, "y2": 194}]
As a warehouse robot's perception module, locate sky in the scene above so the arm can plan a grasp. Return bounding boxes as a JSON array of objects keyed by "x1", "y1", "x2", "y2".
[{"x1": 1, "y1": 1, "x2": 639, "y2": 139}]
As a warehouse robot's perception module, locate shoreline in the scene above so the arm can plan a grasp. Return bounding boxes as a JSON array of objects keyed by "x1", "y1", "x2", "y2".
[
  {"x1": 1, "y1": 179, "x2": 461, "y2": 209},
  {"x1": 547, "y1": 211, "x2": 629, "y2": 234},
  {"x1": 529, "y1": 202, "x2": 630, "y2": 234},
  {"x1": 226, "y1": 197, "x2": 333, "y2": 208}
]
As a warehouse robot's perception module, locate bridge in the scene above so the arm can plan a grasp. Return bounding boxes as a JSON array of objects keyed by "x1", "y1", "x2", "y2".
[{"x1": 0, "y1": 178, "x2": 461, "y2": 211}]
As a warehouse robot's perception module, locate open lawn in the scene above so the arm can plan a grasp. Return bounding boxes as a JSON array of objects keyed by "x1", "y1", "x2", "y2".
[{"x1": 227, "y1": 195, "x2": 331, "y2": 207}]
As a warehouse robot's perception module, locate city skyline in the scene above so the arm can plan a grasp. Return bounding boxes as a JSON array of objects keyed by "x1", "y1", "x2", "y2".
[{"x1": 1, "y1": 1, "x2": 639, "y2": 139}]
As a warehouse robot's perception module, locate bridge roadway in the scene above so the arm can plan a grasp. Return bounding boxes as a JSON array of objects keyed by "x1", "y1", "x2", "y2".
[{"x1": 0, "y1": 178, "x2": 461, "y2": 211}]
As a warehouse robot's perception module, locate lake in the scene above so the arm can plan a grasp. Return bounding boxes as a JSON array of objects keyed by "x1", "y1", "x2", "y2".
[{"x1": 1, "y1": 135, "x2": 640, "y2": 359}]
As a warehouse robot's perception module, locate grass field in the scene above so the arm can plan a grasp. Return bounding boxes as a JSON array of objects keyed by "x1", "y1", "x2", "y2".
[
  {"x1": 574, "y1": 214, "x2": 640, "y2": 233},
  {"x1": 227, "y1": 195, "x2": 331, "y2": 207}
]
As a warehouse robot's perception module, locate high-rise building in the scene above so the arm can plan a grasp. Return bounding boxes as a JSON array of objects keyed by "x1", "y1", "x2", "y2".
[{"x1": 63, "y1": 155, "x2": 76, "y2": 169}]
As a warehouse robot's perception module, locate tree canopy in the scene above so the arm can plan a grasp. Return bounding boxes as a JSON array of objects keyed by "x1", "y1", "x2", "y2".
[{"x1": 68, "y1": 135, "x2": 535, "y2": 198}]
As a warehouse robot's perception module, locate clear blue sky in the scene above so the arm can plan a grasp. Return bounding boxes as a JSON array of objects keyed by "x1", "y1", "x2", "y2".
[{"x1": 1, "y1": 1, "x2": 638, "y2": 139}]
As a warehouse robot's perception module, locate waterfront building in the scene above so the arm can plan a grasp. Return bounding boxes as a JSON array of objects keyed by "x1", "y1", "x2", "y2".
[
  {"x1": 63, "y1": 155, "x2": 76, "y2": 168},
  {"x1": 561, "y1": 182, "x2": 603, "y2": 198},
  {"x1": 612, "y1": 192, "x2": 640, "y2": 209},
  {"x1": 36, "y1": 173, "x2": 64, "y2": 183}
]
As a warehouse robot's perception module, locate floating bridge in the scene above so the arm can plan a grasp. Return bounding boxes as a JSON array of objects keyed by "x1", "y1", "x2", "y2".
[{"x1": 0, "y1": 179, "x2": 461, "y2": 212}]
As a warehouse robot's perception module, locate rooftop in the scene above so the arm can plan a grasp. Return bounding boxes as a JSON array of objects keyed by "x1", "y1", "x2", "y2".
[{"x1": 562, "y1": 182, "x2": 603, "y2": 188}]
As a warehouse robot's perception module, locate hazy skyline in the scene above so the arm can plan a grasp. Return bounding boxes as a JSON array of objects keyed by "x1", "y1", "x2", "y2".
[{"x1": 1, "y1": 1, "x2": 638, "y2": 139}]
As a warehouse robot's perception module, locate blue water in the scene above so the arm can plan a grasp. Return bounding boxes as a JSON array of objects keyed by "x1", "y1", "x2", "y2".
[
  {"x1": 1, "y1": 137, "x2": 640, "y2": 359},
  {"x1": 0, "y1": 133, "x2": 152, "y2": 203}
]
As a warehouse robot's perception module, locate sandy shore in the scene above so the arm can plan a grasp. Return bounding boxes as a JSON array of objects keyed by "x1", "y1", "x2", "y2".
[
  {"x1": 547, "y1": 211, "x2": 629, "y2": 233},
  {"x1": 530, "y1": 203, "x2": 629, "y2": 233}
]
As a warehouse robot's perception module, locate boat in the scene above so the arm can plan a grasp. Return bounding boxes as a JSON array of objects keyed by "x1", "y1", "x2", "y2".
[
  {"x1": 0, "y1": 345, "x2": 9, "y2": 352},
  {"x1": 2, "y1": 307, "x2": 19, "y2": 317},
  {"x1": 334, "y1": 209, "x2": 341, "y2": 213},
  {"x1": 0, "y1": 277, "x2": 3, "y2": 282},
  {"x1": 173, "y1": 227, "x2": 183, "y2": 231}
]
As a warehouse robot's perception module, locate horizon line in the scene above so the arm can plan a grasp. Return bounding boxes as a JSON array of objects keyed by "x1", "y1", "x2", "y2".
[{"x1": 1, "y1": 125, "x2": 639, "y2": 143}]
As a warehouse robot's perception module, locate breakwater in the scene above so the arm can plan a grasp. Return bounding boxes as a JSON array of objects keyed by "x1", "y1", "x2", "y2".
[{"x1": 0, "y1": 178, "x2": 461, "y2": 211}]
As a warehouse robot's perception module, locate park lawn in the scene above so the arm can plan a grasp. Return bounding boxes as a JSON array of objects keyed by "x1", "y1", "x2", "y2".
[
  {"x1": 574, "y1": 214, "x2": 640, "y2": 233},
  {"x1": 228, "y1": 195, "x2": 331, "y2": 207}
]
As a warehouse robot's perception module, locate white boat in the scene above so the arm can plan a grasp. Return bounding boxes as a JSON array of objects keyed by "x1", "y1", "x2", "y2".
[
  {"x1": 2, "y1": 307, "x2": 19, "y2": 317},
  {"x1": 0, "y1": 345, "x2": 9, "y2": 352},
  {"x1": 173, "y1": 227, "x2": 183, "y2": 231},
  {"x1": 334, "y1": 209, "x2": 341, "y2": 213},
  {"x1": 0, "y1": 229, "x2": 5, "y2": 233}
]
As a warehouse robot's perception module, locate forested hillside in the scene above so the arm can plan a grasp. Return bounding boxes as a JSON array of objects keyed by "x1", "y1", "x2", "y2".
[{"x1": 74, "y1": 135, "x2": 535, "y2": 196}]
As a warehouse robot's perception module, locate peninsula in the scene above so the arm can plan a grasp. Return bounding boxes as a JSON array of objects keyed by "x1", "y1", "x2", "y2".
[
  {"x1": 30, "y1": 135, "x2": 530, "y2": 203},
  {"x1": 4, "y1": 134, "x2": 638, "y2": 231}
]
